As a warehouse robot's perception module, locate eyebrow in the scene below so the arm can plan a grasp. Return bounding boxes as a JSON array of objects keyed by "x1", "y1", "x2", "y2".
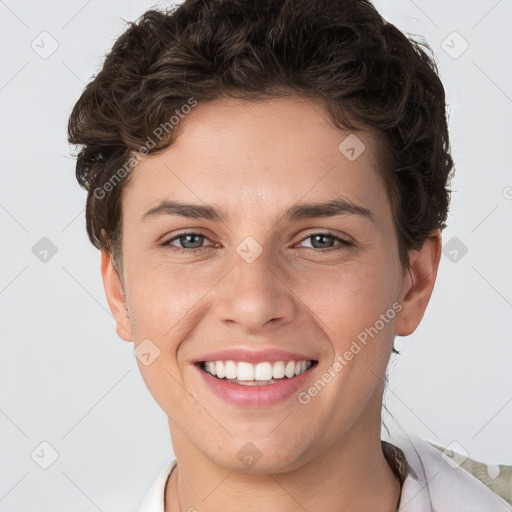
[{"x1": 142, "y1": 198, "x2": 375, "y2": 224}]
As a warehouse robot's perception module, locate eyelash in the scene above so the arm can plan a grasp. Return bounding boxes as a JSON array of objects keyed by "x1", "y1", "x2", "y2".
[{"x1": 161, "y1": 231, "x2": 353, "y2": 254}]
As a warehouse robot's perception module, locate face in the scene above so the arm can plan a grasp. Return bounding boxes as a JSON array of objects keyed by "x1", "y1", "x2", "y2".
[{"x1": 103, "y1": 96, "x2": 436, "y2": 473}]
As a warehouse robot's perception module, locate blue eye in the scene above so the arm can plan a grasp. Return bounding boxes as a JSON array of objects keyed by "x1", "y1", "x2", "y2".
[
  {"x1": 161, "y1": 231, "x2": 352, "y2": 254},
  {"x1": 162, "y1": 232, "x2": 213, "y2": 254},
  {"x1": 298, "y1": 233, "x2": 352, "y2": 251}
]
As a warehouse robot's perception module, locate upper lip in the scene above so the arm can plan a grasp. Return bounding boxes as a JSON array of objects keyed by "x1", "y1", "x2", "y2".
[{"x1": 192, "y1": 347, "x2": 318, "y2": 364}]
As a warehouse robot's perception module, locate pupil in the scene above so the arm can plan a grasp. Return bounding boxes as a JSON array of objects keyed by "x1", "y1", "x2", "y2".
[
  {"x1": 183, "y1": 234, "x2": 202, "y2": 248},
  {"x1": 313, "y1": 234, "x2": 332, "y2": 248}
]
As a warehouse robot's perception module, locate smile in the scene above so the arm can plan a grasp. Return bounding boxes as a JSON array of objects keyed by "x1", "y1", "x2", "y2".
[
  {"x1": 196, "y1": 358, "x2": 318, "y2": 406},
  {"x1": 201, "y1": 360, "x2": 314, "y2": 385}
]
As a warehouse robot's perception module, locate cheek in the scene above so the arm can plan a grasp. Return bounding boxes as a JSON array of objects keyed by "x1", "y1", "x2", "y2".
[
  {"x1": 299, "y1": 256, "x2": 401, "y2": 340},
  {"x1": 123, "y1": 258, "x2": 215, "y2": 346},
  {"x1": 123, "y1": 263, "x2": 208, "y2": 411}
]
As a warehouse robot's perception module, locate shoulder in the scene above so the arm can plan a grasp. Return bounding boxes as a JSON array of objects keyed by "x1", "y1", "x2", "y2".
[
  {"x1": 385, "y1": 430, "x2": 512, "y2": 512},
  {"x1": 427, "y1": 439, "x2": 512, "y2": 507}
]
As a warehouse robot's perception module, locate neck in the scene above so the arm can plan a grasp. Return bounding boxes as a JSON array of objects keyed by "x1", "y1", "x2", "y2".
[{"x1": 165, "y1": 423, "x2": 401, "y2": 512}]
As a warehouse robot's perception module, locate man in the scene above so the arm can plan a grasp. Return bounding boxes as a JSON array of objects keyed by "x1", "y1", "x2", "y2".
[{"x1": 67, "y1": 0, "x2": 512, "y2": 510}]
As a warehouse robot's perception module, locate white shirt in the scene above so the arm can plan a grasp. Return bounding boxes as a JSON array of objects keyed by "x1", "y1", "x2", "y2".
[{"x1": 140, "y1": 429, "x2": 512, "y2": 512}]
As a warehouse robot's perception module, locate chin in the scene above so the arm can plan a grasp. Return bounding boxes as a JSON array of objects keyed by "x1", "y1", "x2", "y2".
[{"x1": 203, "y1": 434, "x2": 310, "y2": 475}]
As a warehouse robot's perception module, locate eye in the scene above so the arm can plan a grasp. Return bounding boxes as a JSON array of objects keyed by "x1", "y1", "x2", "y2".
[
  {"x1": 161, "y1": 231, "x2": 353, "y2": 255},
  {"x1": 161, "y1": 232, "x2": 215, "y2": 253},
  {"x1": 297, "y1": 232, "x2": 353, "y2": 251}
]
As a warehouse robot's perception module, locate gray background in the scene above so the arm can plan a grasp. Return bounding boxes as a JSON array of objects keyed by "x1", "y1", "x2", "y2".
[{"x1": 0, "y1": 0, "x2": 511, "y2": 510}]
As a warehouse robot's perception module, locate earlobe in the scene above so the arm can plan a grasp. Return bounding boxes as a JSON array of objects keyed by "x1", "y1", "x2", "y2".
[
  {"x1": 100, "y1": 249, "x2": 133, "y2": 342},
  {"x1": 395, "y1": 231, "x2": 442, "y2": 337}
]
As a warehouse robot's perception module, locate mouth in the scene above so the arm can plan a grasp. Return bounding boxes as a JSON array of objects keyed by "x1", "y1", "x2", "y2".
[
  {"x1": 195, "y1": 358, "x2": 318, "y2": 407},
  {"x1": 198, "y1": 359, "x2": 317, "y2": 385}
]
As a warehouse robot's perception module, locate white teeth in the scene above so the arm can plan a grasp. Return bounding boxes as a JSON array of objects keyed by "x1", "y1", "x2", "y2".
[
  {"x1": 285, "y1": 361, "x2": 296, "y2": 378},
  {"x1": 255, "y1": 362, "x2": 273, "y2": 380},
  {"x1": 216, "y1": 361, "x2": 226, "y2": 379},
  {"x1": 225, "y1": 360, "x2": 237, "y2": 379},
  {"x1": 272, "y1": 361, "x2": 285, "y2": 379},
  {"x1": 202, "y1": 359, "x2": 313, "y2": 381},
  {"x1": 237, "y1": 362, "x2": 255, "y2": 381}
]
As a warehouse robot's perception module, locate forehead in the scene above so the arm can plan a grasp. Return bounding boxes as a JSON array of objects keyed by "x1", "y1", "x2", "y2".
[{"x1": 122, "y1": 96, "x2": 391, "y2": 221}]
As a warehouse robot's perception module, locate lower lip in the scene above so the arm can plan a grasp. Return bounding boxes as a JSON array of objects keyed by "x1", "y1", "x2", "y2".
[{"x1": 196, "y1": 364, "x2": 316, "y2": 407}]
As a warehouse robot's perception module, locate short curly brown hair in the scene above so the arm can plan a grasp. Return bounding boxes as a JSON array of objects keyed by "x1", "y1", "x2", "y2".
[{"x1": 68, "y1": 0, "x2": 454, "y2": 271}]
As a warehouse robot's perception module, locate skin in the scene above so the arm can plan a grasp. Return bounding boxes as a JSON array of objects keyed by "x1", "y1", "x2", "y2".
[{"x1": 101, "y1": 96, "x2": 441, "y2": 512}]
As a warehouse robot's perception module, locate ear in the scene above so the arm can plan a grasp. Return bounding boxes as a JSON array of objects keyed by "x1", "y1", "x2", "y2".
[
  {"x1": 100, "y1": 249, "x2": 133, "y2": 342},
  {"x1": 395, "y1": 230, "x2": 442, "y2": 336}
]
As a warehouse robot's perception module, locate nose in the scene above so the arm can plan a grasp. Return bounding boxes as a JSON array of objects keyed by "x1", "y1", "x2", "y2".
[{"x1": 212, "y1": 246, "x2": 297, "y2": 333}]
